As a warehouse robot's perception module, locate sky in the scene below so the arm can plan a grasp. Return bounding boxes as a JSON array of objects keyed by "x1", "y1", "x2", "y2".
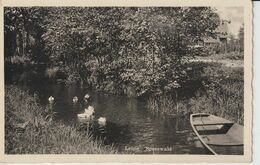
[{"x1": 215, "y1": 7, "x2": 244, "y2": 38}]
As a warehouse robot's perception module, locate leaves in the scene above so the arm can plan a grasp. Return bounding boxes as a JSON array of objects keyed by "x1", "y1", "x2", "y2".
[{"x1": 5, "y1": 7, "x2": 221, "y2": 96}]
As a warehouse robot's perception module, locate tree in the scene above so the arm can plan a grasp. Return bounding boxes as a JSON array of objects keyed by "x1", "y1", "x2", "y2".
[
  {"x1": 227, "y1": 34, "x2": 237, "y2": 52},
  {"x1": 42, "y1": 7, "x2": 220, "y2": 95},
  {"x1": 4, "y1": 7, "x2": 48, "y2": 63},
  {"x1": 238, "y1": 24, "x2": 244, "y2": 52}
]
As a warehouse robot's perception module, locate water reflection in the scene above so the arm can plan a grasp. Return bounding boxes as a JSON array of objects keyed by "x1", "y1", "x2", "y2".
[{"x1": 21, "y1": 83, "x2": 210, "y2": 154}]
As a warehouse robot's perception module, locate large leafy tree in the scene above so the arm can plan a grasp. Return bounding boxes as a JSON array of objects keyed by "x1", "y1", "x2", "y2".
[{"x1": 42, "y1": 7, "x2": 220, "y2": 95}]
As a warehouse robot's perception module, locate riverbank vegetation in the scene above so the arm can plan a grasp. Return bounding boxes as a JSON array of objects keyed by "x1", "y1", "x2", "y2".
[
  {"x1": 147, "y1": 63, "x2": 244, "y2": 124},
  {"x1": 5, "y1": 7, "x2": 244, "y2": 97},
  {"x1": 5, "y1": 86, "x2": 117, "y2": 154},
  {"x1": 4, "y1": 7, "x2": 245, "y2": 153},
  {"x1": 5, "y1": 7, "x2": 221, "y2": 94}
]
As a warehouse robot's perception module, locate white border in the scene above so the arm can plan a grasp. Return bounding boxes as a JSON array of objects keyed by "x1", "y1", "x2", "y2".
[{"x1": 0, "y1": 0, "x2": 254, "y2": 163}]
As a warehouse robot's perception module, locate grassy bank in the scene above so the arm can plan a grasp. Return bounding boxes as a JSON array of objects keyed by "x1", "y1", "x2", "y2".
[
  {"x1": 147, "y1": 63, "x2": 244, "y2": 125},
  {"x1": 5, "y1": 85, "x2": 117, "y2": 154},
  {"x1": 197, "y1": 52, "x2": 244, "y2": 61}
]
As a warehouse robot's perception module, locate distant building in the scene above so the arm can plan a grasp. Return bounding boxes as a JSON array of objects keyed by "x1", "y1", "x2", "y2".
[{"x1": 203, "y1": 20, "x2": 230, "y2": 46}]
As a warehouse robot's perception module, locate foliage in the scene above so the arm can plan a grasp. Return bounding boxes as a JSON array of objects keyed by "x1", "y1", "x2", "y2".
[
  {"x1": 41, "y1": 7, "x2": 220, "y2": 96},
  {"x1": 147, "y1": 63, "x2": 244, "y2": 124},
  {"x1": 4, "y1": 7, "x2": 48, "y2": 63},
  {"x1": 147, "y1": 95, "x2": 187, "y2": 116},
  {"x1": 238, "y1": 24, "x2": 244, "y2": 52},
  {"x1": 4, "y1": 7, "x2": 223, "y2": 96},
  {"x1": 191, "y1": 64, "x2": 244, "y2": 124},
  {"x1": 227, "y1": 34, "x2": 239, "y2": 53},
  {"x1": 5, "y1": 85, "x2": 117, "y2": 154},
  {"x1": 45, "y1": 67, "x2": 59, "y2": 78},
  {"x1": 10, "y1": 55, "x2": 30, "y2": 65}
]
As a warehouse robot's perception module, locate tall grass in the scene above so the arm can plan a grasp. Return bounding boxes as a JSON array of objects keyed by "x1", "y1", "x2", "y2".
[
  {"x1": 147, "y1": 64, "x2": 244, "y2": 124},
  {"x1": 5, "y1": 85, "x2": 117, "y2": 154},
  {"x1": 147, "y1": 94, "x2": 189, "y2": 117},
  {"x1": 189, "y1": 83, "x2": 244, "y2": 125},
  {"x1": 201, "y1": 52, "x2": 244, "y2": 61}
]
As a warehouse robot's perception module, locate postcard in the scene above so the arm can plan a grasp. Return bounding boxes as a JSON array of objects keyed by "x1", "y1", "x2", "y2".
[{"x1": 0, "y1": 0, "x2": 252, "y2": 163}]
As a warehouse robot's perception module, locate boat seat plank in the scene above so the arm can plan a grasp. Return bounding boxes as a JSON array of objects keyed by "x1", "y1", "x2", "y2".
[
  {"x1": 192, "y1": 115, "x2": 233, "y2": 126},
  {"x1": 195, "y1": 125, "x2": 224, "y2": 131},
  {"x1": 202, "y1": 134, "x2": 243, "y2": 146}
]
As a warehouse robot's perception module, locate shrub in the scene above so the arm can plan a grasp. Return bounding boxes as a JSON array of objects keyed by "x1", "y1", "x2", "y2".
[{"x1": 65, "y1": 71, "x2": 82, "y2": 85}]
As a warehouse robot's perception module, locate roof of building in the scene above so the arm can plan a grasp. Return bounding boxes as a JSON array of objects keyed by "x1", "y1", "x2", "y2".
[
  {"x1": 217, "y1": 21, "x2": 229, "y2": 34},
  {"x1": 203, "y1": 20, "x2": 230, "y2": 43}
]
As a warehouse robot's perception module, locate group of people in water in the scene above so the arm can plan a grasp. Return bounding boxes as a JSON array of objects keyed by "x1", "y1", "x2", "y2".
[{"x1": 48, "y1": 94, "x2": 106, "y2": 126}]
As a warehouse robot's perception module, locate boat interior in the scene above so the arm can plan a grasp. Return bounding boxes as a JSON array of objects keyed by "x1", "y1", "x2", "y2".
[{"x1": 192, "y1": 114, "x2": 243, "y2": 146}]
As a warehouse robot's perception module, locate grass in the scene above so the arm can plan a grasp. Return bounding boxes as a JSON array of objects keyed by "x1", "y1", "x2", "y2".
[
  {"x1": 5, "y1": 85, "x2": 117, "y2": 154},
  {"x1": 196, "y1": 52, "x2": 244, "y2": 61},
  {"x1": 147, "y1": 94, "x2": 188, "y2": 117},
  {"x1": 147, "y1": 63, "x2": 244, "y2": 125},
  {"x1": 221, "y1": 51, "x2": 243, "y2": 60}
]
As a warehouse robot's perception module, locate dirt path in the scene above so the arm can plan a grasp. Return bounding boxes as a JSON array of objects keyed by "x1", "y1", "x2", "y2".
[{"x1": 190, "y1": 57, "x2": 243, "y2": 68}]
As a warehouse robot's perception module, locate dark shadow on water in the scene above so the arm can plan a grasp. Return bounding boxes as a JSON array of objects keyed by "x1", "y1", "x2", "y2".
[
  {"x1": 75, "y1": 120, "x2": 133, "y2": 150},
  {"x1": 6, "y1": 81, "x2": 213, "y2": 154}
]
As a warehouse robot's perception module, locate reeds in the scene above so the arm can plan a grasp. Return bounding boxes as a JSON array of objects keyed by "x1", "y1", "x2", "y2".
[
  {"x1": 147, "y1": 94, "x2": 188, "y2": 117},
  {"x1": 147, "y1": 64, "x2": 244, "y2": 124}
]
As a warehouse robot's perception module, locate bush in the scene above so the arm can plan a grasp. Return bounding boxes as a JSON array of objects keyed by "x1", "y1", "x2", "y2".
[{"x1": 65, "y1": 72, "x2": 82, "y2": 85}]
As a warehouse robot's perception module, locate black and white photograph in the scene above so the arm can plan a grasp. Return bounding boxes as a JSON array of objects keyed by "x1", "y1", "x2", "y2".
[{"x1": 1, "y1": 0, "x2": 253, "y2": 163}]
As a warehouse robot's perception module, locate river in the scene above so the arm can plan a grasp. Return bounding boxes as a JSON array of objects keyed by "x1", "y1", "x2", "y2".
[{"x1": 17, "y1": 83, "x2": 210, "y2": 154}]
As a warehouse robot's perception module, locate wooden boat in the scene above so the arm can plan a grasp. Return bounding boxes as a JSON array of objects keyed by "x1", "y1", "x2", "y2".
[{"x1": 190, "y1": 113, "x2": 243, "y2": 155}]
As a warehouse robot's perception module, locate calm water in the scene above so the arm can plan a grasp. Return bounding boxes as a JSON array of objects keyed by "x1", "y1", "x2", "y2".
[{"x1": 20, "y1": 83, "x2": 210, "y2": 154}]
